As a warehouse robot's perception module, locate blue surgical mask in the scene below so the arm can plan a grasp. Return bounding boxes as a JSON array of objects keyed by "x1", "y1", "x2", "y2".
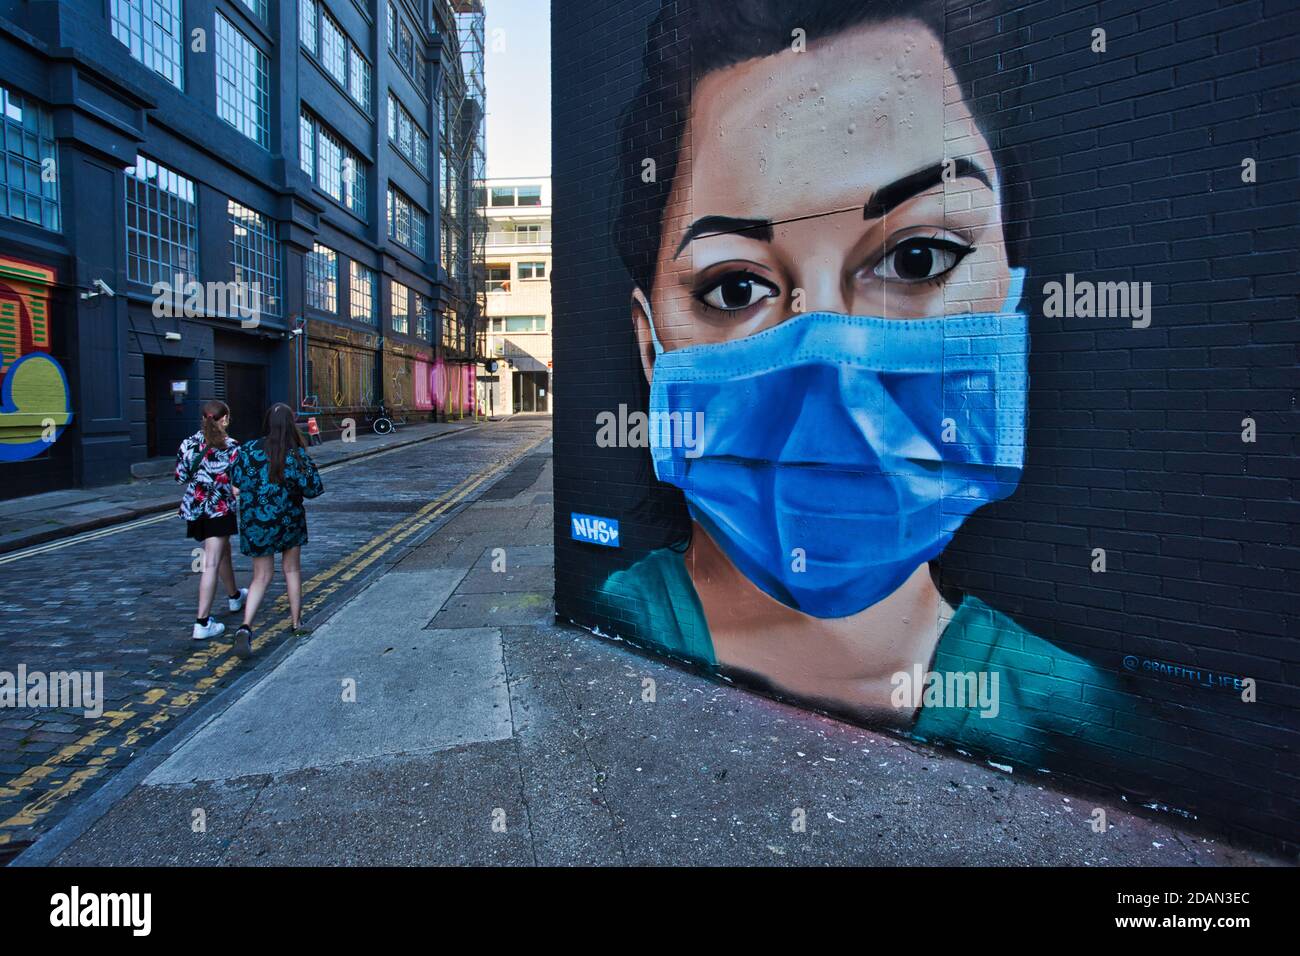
[{"x1": 646, "y1": 269, "x2": 1028, "y2": 619}]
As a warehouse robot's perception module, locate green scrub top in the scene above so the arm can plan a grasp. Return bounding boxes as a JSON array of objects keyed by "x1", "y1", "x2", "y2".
[{"x1": 598, "y1": 547, "x2": 1143, "y2": 772}]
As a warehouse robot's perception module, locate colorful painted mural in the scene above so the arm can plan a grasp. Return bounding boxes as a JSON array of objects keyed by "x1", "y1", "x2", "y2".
[
  {"x1": 430, "y1": 357, "x2": 475, "y2": 418},
  {"x1": 0, "y1": 257, "x2": 72, "y2": 462}
]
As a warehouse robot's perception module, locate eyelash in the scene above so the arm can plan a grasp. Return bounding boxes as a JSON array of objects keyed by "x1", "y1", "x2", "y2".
[
  {"x1": 875, "y1": 235, "x2": 976, "y2": 284},
  {"x1": 693, "y1": 270, "x2": 780, "y2": 314}
]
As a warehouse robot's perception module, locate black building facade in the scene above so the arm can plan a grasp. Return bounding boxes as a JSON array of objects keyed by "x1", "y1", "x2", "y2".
[{"x1": 0, "y1": 0, "x2": 482, "y2": 499}]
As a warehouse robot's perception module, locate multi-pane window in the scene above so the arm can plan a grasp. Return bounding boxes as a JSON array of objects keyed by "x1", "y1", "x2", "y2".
[
  {"x1": 490, "y1": 184, "x2": 544, "y2": 207},
  {"x1": 495, "y1": 316, "x2": 546, "y2": 333},
  {"x1": 125, "y1": 155, "x2": 198, "y2": 285},
  {"x1": 349, "y1": 261, "x2": 376, "y2": 325},
  {"x1": 111, "y1": 0, "x2": 184, "y2": 88},
  {"x1": 305, "y1": 4, "x2": 371, "y2": 112},
  {"x1": 349, "y1": 44, "x2": 372, "y2": 108},
  {"x1": 299, "y1": 0, "x2": 317, "y2": 53},
  {"x1": 414, "y1": 293, "x2": 432, "y2": 340},
  {"x1": 228, "y1": 200, "x2": 281, "y2": 316},
  {"x1": 398, "y1": 23, "x2": 413, "y2": 74},
  {"x1": 518, "y1": 261, "x2": 546, "y2": 280},
  {"x1": 215, "y1": 14, "x2": 270, "y2": 148},
  {"x1": 387, "y1": 94, "x2": 429, "y2": 174},
  {"x1": 319, "y1": 9, "x2": 348, "y2": 83},
  {"x1": 300, "y1": 111, "x2": 367, "y2": 218},
  {"x1": 0, "y1": 86, "x2": 60, "y2": 231},
  {"x1": 486, "y1": 266, "x2": 510, "y2": 293},
  {"x1": 299, "y1": 112, "x2": 314, "y2": 175},
  {"x1": 386, "y1": 186, "x2": 426, "y2": 256},
  {"x1": 390, "y1": 280, "x2": 410, "y2": 335},
  {"x1": 237, "y1": 0, "x2": 268, "y2": 20},
  {"x1": 305, "y1": 243, "x2": 337, "y2": 312},
  {"x1": 388, "y1": 3, "x2": 428, "y2": 96}
]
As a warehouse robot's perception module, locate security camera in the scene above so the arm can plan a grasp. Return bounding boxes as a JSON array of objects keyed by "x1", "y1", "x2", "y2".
[
  {"x1": 290, "y1": 328, "x2": 304, "y2": 336},
  {"x1": 80, "y1": 278, "x2": 116, "y2": 300}
]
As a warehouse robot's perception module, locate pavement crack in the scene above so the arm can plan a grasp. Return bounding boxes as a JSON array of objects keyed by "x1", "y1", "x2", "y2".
[
  {"x1": 552, "y1": 665, "x2": 629, "y2": 865},
  {"x1": 214, "y1": 776, "x2": 272, "y2": 866},
  {"x1": 500, "y1": 632, "x2": 540, "y2": 867}
]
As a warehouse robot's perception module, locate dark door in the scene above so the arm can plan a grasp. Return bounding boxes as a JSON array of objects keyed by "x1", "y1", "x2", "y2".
[
  {"x1": 218, "y1": 362, "x2": 268, "y2": 443},
  {"x1": 144, "y1": 355, "x2": 195, "y2": 458}
]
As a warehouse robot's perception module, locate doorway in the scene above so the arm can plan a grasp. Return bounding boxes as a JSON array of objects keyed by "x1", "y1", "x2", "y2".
[
  {"x1": 144, "y1": 355, "x2": 195, "y2": 458},
  {"x1": 512, "y1": 370, "x2": 548, "y2": 413},
  {"x1": 215, "y1": 361, "x2": 268, "y2": 443}
]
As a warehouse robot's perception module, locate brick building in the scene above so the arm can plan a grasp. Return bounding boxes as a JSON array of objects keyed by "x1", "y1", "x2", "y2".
[{"x1": 0, "y1": 0, "x2": 485, "y2": 498}]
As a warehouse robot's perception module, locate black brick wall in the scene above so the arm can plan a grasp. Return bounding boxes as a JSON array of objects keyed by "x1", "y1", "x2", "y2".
[{"x1": 552, "y1": 0, "x2": 1299, "y2": 852}]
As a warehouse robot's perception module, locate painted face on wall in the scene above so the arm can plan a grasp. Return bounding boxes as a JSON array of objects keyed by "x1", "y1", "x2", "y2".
[
  {"x1": 630, "y1": 19, "x2": 1027, "y2": 622},
  {"x1": 636, "y1": 19, "x2": 1011, "y2": 347}
]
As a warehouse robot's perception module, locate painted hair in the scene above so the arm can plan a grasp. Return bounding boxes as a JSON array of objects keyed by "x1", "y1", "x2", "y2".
[
  {"x1": 201, "y1": 399, "x2": 230, "y2": 450},
  {"x1": 261, "y1": 402, "x2": 306, "y2": 484},
  {"x1": 612, "y1": 0, "x2": 1027, "y2": 299}
]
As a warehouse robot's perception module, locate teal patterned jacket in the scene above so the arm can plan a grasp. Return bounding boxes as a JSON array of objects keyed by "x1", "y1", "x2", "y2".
[{"x1": 231, "y1": 439, "x2": 324, "y2": 557}]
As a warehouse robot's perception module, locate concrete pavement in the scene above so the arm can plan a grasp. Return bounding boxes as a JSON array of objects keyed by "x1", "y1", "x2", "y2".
[{"x1": 22, "y1": 447, "x2": 1284, "y2": 866}]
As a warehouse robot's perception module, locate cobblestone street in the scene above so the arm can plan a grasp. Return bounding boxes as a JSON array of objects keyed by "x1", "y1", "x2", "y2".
[{"x1": 0, "y1": 417, "x2": 552, "y2": 856}]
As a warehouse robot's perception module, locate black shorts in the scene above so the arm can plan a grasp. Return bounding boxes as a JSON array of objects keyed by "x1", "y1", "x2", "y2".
[{"x1": 186, "y1": 512, "x2": 238, "y2": 542}]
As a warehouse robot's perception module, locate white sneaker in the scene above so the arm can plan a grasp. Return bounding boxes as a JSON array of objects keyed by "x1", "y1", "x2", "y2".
[
  {"x1": 192, "y1": 619, "x2": 226, "y2": 641},
  {"x1": 227, "y1": 588, "x2": 249, "y2": 614}
]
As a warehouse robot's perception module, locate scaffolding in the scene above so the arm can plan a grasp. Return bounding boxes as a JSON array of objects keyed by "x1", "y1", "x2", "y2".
[{"x1": 432, "y1": 0, "x2": 487, "y2": 372}]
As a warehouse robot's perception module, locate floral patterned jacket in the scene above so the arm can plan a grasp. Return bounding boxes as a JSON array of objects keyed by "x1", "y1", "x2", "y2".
[{"x1": 175, "y1": 431, "x2": 241, "y2": 521}]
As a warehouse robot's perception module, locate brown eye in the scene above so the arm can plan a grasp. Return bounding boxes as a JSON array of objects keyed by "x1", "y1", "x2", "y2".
[
  {"x1": 876, "y1": 238, "x2": 972, "y2": 282},
  {"x1": 697, "y1": 271, "x2": 780, "y2": 311}
]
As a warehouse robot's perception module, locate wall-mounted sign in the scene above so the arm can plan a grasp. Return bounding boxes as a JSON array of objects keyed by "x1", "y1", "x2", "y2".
[{"x1": 571, "y1": 513, "x2": 619, "y2": 548}]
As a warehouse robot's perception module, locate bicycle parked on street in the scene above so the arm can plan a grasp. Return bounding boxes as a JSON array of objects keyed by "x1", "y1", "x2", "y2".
[{"x1": 364, "y1": 402, "x2": 400, "y2": 436}]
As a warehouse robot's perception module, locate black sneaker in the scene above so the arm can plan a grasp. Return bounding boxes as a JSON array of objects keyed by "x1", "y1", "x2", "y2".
[{"x1": 233, "y1": 626, "x2": 253, "y2": 660}]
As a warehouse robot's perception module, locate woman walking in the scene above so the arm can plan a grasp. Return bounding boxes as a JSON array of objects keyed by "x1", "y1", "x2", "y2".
[
  {"x1": 230, "y1": 403, "x2": 324, "y2": 659},
  {"x1": 175, "y1": 400, "x2": 247, "y2": 641}
]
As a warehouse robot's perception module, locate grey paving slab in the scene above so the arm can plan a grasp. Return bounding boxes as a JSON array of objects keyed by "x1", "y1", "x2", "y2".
[
  {"x1": 427, "y1": 591, "x2": 554, "y2": 629},
  {"x1": 147, "y1": 572, "x2": 512, "y2": 783},
  {"x1": 471, "y1": 544, "x2": 554, "y2": 570},
  {"x1": 454, "y1": 566, "x2": 555, "y2": 594}
]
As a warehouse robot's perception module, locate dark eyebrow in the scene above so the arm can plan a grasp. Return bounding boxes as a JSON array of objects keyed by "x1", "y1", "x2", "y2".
[
  {"x1": 673, "y1": 215, "x2": 772, "y2": 258},
  {"x1": 863, "y1": 158, "x2": 992, "y2": 219}
]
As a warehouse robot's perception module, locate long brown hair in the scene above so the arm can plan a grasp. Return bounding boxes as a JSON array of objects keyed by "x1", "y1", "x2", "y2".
[
  {"x1": 261, "y1": 402, "x2": 306, "y2": 484},
  {"x1": 201, "y1": 400, "x2": 230, "y2": 449}
]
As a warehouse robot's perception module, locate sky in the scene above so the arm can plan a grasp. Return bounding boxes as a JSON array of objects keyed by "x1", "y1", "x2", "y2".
[{"x1": 484, "y1": 0, "x2": 551, "y2": 180}]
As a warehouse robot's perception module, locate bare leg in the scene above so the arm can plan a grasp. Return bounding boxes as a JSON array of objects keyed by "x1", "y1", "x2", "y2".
[
  {"x1": 217, "y1": 537, "x2": 238, "y2": 598},
  {"x1": 282, "y1": 547, "x2": 303, "y2": 628},
  {"x1": 196, "y1": 536, "x2": 226, "y2": 620},
  {"x1": 242, "y1": 556, "x2": 275, "y2": 627}
]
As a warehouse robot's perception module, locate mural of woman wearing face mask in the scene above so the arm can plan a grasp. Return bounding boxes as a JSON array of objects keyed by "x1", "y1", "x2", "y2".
[{"x1": 597, "y1": 0, "x2": 1142, "y2": 771}]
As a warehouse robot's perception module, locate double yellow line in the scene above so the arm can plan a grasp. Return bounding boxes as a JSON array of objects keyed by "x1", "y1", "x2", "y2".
[{"x1": 0, "y1": 435, "x2": 548, "y2": 842}]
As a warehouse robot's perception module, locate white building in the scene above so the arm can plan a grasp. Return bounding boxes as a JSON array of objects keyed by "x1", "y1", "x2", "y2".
[{"x1": 476, "y1": 176, "x2": 551, "y2": 414}]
